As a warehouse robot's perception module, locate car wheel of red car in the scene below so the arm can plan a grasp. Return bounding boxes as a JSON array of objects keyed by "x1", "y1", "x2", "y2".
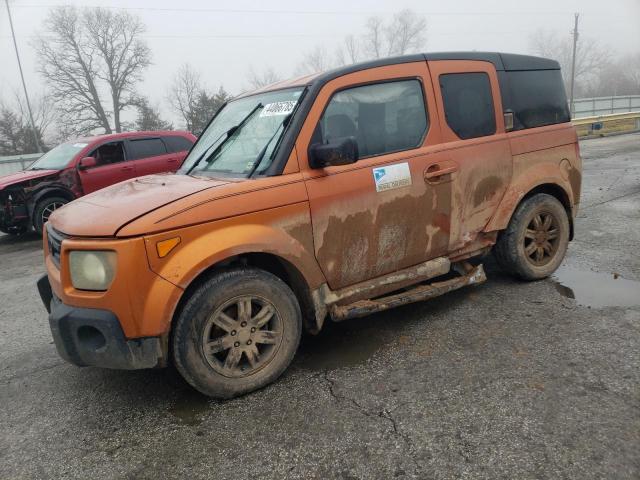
[{"x1": 33, "y1": 196, "x2": 68, "y2": 235}]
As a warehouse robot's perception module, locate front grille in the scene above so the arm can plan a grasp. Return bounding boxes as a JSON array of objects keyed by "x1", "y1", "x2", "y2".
[{"x1": 46, "y1": 224, "x2": 66, "y2": 268}]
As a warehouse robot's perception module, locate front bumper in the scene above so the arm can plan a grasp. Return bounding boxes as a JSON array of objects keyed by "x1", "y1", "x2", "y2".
[{"x1": 38, "y1": 274, "x2": 163, "y2": 370}]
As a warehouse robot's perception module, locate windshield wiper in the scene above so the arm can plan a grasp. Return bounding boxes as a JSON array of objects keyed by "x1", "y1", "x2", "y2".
[
  {"x1": 246, "y1": 114, "x2": 292, "y2": 178},
  {"x1": 186, "y1": 103, "x2": 263, "y2": 175}
]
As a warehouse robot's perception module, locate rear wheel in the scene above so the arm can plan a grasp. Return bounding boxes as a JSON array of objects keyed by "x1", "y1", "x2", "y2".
[
  {"x1": 172, "y1": 268, "x2": 302, "y2": 398},
  {"x1": 33, "y1": 196, "x2": 68, "y2": 235},
  {"x1": 494, "y1": 193, "x2": 570, "y2": 280}
]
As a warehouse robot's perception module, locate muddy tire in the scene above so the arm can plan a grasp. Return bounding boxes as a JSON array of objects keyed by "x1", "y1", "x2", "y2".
[
  {"x1": 33, "y1": 196, "x2": 68, "y2": 235},
  {"x1": 172, "y1": 268, "x2": 302, "y2": 399},
  {"x1": 494, "y1": 193, "x2": 570, "y2": 281}
]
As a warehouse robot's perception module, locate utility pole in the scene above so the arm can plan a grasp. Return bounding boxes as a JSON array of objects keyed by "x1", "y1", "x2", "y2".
[
  {"x1": 569, "y1": 12, "x2": 579, "y2": 118},
  {"x1": 4, "y1": 0, "x2": 42, "y2": 153}
]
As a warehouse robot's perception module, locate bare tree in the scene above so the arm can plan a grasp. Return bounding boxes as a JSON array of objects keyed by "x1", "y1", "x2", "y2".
[
  {"x1": 580, "y1": 52, "x2": 640, "y2": 97},
  {"x1": 622, "y1": 53, "x2": 640, "y2": 93},
  {"x1": 295, "y1": 46, "x2": 333, "y2": 76},
  {"x1": 385, "y1": 9, "x2": 427, "y2": 57},
  {"x1": 362, "y1": 16, "x2": 385, "y2": 60},
  {"x1": 35, "y1": 6, "x2": 151, "y2": 135},
  {"x1": 529, "y1": 29, "x2": 608, "y2": 97},
  {"x1": 13, "y1": 90, "x2": 56, "y2": 142},
  {"x1": 0, "y1": 92, "x2": 55, "y2": 155},
  {"x1": 247, "y1": 67, "x2": 282, "y2": 90},
  {"x1": 167, "y1": 65, "x2": 232, "y2": 135},
  {"x1": 336, "y1": 35, "x2": 360, "y2": 66},
  {"x1": 328, "y1": 9, "x2": 428, "y2": 69},
  {"x1": 168, "y1": 64, "x2": 203, "y2": 132},
  {"x1": 84, "y1": 8, "x2": 151, "y2": 133}
]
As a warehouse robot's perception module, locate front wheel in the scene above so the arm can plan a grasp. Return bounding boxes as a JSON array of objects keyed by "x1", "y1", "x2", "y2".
[
  {"x1": 33, "y1": 196, "x2": 68, "y2": 235},
  {"x1": 494, "y1": 193, "x2": 570, "y2": 280},
  {"x1": 172, "y1": 268, "x2": 302, "y2": 398}
]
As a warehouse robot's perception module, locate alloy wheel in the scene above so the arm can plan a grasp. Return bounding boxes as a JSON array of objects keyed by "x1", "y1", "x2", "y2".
[
  {"x1": 41, "y1": 201, "x2": 65, "y2": 225},
  {"x1": 202, "y1": 295, "x2": 282, "y2": 378},
  {"x1": 523, "y1": 210, "x2": 560, "y2": 266}
]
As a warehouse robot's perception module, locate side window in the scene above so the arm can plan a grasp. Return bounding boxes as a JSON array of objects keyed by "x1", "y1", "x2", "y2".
[
  {"x1": 502, "y1": 69, "x2": 570, "y2": 130},
  {"x1": 312, "y1": 79, "x2": 428, "y2": 159},
  {"x1": 440, "y1": 73, "x2": 496, "y2": 140},
  {"x1": 128, "y1": 138, "x2": 167, "y2": 160},
  {"x1": 88, "y1": 142, "x2": 126, "y2": 167},
  {"x1": 163, "y1": 135, "x2": 194, "y2": 153}
]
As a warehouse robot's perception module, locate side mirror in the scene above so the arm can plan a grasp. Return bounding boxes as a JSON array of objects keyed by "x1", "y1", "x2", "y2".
[
  {"x1": 309, "y1": 136, "x2": 358, "y2": 169},
  {"x1": 78, "y1": 156, "x2": 97, "y2": 170}
]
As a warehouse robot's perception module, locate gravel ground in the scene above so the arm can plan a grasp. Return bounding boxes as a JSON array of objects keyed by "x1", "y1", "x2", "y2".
[{"x1": 1, "y1": 133, "x2": 639, "y2": 479}]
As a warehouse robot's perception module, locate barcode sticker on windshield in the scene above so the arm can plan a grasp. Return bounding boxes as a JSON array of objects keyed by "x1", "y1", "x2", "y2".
[
  {"x1": 72, "y1": 143, "x2": 88, "y2": 148},
  {"x1": 260, "y1": 101, "x2": 296, "y2": 117}
]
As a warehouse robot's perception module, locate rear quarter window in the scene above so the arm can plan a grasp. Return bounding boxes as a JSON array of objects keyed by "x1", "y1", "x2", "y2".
[
  {"x1": 501, "y1": 69, "x2": 570, "y2": 130},
  {"x1": 128, "y1": 138, "x2": 167, "y2": 159},
  {"x1": 439, "y1": 73, "x2": 496, "y2": 140},
  {"x1": 163, "y1": 135, "x2": 194, "y2": 153}
]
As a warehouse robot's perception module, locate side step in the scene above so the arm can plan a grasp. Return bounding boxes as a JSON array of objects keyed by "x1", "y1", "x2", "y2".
[{"x1": 329, "y1": 263, "x2": 486, "y2": 322}]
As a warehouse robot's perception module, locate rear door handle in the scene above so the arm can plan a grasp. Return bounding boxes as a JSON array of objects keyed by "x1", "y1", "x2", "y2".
[
  {"x1": 121, "y1": 165, "x2": 135, "y2": 171},
  {"x1": 424, "y1": 164, "x2": 458, "y2": 181}
]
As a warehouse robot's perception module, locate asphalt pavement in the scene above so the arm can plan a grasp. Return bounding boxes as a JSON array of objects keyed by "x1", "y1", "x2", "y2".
[{"x1": 1, "y1": 133, "x2": 639, "y2": 479}]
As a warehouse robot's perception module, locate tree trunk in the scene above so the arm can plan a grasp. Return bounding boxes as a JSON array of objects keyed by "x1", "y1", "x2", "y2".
[{"x1": 113, "y1": 92, "x2": 121, "y2": 133}]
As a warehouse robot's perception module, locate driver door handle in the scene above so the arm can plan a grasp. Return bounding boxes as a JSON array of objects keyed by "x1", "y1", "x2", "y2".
[{"x1": 424, "y1": 163, "x2": 458, "y2": 182}]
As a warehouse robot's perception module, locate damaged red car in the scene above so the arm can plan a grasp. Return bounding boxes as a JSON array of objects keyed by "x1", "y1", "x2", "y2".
[{"x1": 0, "y1": 131, "x2": 196, "y2": 235}]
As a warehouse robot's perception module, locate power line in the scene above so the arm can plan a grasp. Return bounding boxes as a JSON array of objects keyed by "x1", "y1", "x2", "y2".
[{"x1": 8, "y1": 4, "x2": 622, "y2": 16}]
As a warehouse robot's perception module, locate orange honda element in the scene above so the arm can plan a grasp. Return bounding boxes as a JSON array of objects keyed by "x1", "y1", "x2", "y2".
[{"x1": 38, "y1": 52, "x2": 581, "y2": 398}]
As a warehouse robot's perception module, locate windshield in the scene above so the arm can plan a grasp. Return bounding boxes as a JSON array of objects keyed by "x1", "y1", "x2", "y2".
[
  {"x1": 180, "y1": 88, "x2": 304, "y2": 177},
  {"x1": 29, "y1": 142, "x2": 88, "y2": 170}
]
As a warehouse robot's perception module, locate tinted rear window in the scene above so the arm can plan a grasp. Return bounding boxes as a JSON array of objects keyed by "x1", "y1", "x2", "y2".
[
  {"x1": 501, "y1": 69, "x2": 570, "y2": 130},
  {"x1": 440, "y1": 73, "x2": 496, "y2": 140},
  {"x1": 128, "y1": 138, "x2": 167, "y2": 159},
  {"x1": 164, "y1": 135, "x2": 194, "y2": 153}
]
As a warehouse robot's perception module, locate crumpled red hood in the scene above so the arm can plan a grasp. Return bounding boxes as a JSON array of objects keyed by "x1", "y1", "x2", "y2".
[
  {"x1": 0, "y1": 169, "x2": 58, "y2": 190},
  {"x1": 50, "y1": 174, "x2": 230, "y2": 237}
]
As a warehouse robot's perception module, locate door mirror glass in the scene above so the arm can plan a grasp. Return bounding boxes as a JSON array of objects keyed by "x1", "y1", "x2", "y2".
[
  {"x1": 78, "y1": 156, "x2": 97, "y2": 170},
  {"x1": 309, "y1": 136, "x2": 358, "y2": 169}
]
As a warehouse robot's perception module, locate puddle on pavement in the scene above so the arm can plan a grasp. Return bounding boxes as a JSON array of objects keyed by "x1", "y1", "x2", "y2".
[
  {"x1": 296, "y1": 319, "x2": 393, "y2": 371},
  {"x1": 168, "y1": 388, "x2": 212, "y2": 426},
  {"x1": 551, "y1": 266, "x2": 640, "y2": 308}
]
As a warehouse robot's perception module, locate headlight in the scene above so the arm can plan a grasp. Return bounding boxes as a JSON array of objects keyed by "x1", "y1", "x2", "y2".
[{"x1": 69, "y1": 251, "x2": 117, "y2": 291}]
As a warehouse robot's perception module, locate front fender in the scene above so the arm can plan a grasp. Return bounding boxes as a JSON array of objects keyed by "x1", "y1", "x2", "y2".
[{"x1": 143, "y1": 202, "x2": 326, "y2": 292}]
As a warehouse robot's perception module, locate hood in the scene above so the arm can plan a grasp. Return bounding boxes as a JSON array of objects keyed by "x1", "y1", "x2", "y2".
[
  {"x1": 50, "y1": 174, "x2": 230, "y2": 237},
  {"x1": 0, "y1": 169, "x2": 59, "y2": 190}
]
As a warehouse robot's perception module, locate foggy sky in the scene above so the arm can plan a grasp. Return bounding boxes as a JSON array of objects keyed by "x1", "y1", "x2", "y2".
[{"x1": 1, "y1": 0, "x2": 639, "y2": 128}]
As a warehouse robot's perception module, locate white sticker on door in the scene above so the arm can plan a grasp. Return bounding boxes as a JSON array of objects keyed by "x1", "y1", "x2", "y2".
[
  {"x1": 260, "y1": 101, "x2": 297, "y2": 117},
  {"x1": 372, "y1": 162, "x2": 412, "y2": 192}
]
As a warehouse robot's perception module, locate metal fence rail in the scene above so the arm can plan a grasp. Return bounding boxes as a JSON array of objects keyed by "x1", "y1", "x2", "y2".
[
  {"x1": 0, "y1": 153, "x2": 42, "y2": 176},
  {"x1": 573, "y1": 95, "x2": 640, "y2": 119}
]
